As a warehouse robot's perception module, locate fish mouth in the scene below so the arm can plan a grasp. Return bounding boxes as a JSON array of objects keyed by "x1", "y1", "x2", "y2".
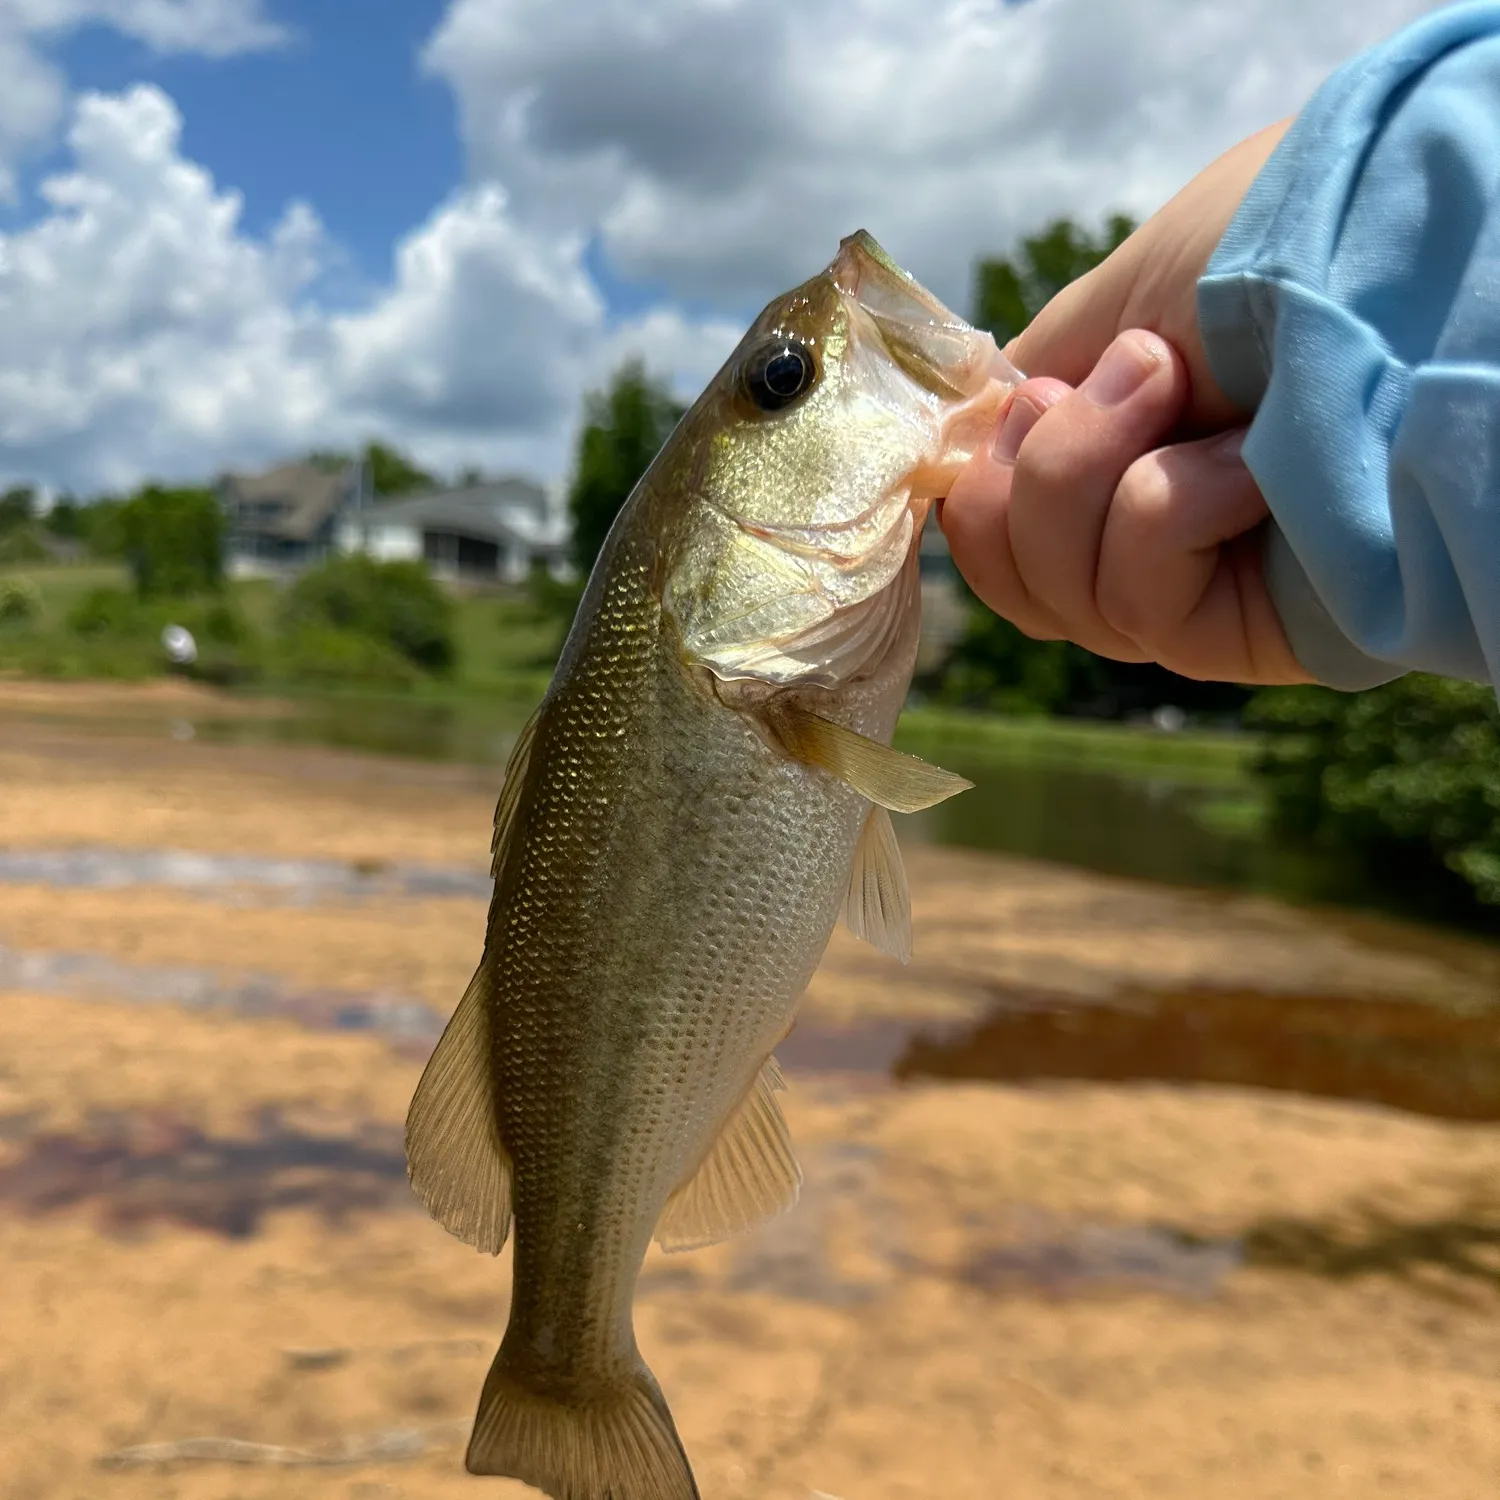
[{"x1": 829, "y1": 229, "x2": 1021, "y2": 400}]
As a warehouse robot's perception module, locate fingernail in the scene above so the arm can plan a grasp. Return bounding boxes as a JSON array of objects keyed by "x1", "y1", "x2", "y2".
[
  {"x1": 1079, "y1": 331, "x2": 1164, "y2": 408},
  {"x1": 992, "y1": 394, "x2": 1043, "y2": 465}
]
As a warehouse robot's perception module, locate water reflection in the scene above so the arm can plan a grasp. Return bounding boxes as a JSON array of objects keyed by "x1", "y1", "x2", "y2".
[
  {"x1": 889, "y1": 986, "x2": 1500, "y2": 1123},
  {"x1": 0, "y1": 941, "x2": 442, "y2": 1047},
  {"x1": 6, "y1": 692, "x2": 1344, "y2": 904},
  {"x1": 0, "y1": 847, "x2": 490, "y2": 902},
  {"x1": 0, "y1": 1107, "x2": 410, "y2": 1237}
]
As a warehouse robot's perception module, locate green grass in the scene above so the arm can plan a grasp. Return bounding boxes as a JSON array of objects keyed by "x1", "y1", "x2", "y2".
[
  {"x1": 0, "y1": 564, "x2": 562, "y2": 699},
  {"x1": 6, "y1": 561, "x2": 131, "y2": 617},
  {"x1": 896, "y1": 705, "x2": 1260, "y2": 786},
  {"x1": 0, "y1": 564, "x2": 1262, "y2": 802},
  {"x1": 444, "y1": 590, "x2": 564, "y2": 701}
]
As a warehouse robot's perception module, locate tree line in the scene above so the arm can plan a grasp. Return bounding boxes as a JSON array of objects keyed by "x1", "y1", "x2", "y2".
[{"x1": 1, "y1": 218, "x2": 1495, "y2": 922}]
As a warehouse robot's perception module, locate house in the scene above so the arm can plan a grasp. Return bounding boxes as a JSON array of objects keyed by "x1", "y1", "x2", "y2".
[
  {"x1": 339, "y1": 478, "x2": 571, "y2": 585},
  {"x1": 219, "y1": 461, "x2": 364, "y2": 577}
]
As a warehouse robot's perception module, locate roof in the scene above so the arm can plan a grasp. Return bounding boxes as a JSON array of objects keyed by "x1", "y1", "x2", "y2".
[
  {"x1": 361, "y1": 480, "x2": 567, "y2": 553},
  {"x1": 221, "y1": 463, "x2": 352, "y2": 543}
]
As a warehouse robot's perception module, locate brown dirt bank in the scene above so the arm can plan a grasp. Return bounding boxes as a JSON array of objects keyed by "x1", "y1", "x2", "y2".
[{"x1": 1, "y1": 702, "x2": 1499, "y2": 1498}]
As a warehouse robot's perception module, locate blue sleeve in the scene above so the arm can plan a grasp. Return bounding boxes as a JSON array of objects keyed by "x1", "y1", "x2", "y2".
[{"x1": 1198, "y1": 2, "x2": 1500, "y2": 690}]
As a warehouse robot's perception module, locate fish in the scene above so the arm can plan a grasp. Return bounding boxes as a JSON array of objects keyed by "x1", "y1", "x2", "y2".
[{"x1": 405, "y1": 230, "x2": 1019, "y2": 1500}]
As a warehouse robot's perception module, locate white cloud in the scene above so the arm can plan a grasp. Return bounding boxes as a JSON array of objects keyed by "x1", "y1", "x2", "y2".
[
  {"x1": 3, "y1": 0, "x2": 286, "y2": 56},
  {"x1": 0, "y1": 0, "x2": 284, "y2": 193},
  {"x1": 0, "y1": 0, "x2": 1467, "y2": 495},
  {"x1": 0, "y1": 86, "x2": 635, "y2": 491},
  {"x1": 425, "y1": 0, "x2": 1455, "y2": 311}
]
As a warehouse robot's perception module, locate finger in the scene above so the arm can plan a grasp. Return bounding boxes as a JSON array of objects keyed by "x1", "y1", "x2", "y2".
[
  {"x1": 1095, "y1": 430, "x2": 1307, "y2": 683},
  {"x1": 940, "y1": 378, "x2": 1072, "y2": 642},
  {"x1": 1005, "y1": 330, "x2": 1188, "y2": 660},
  {"x1": 1096, "y1": 429, "x2": 1266, "y2": 648}
]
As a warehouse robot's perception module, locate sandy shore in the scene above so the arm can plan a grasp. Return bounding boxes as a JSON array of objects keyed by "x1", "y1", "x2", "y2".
[{"x1": 1, "y1": 698, "x2": 1498, "y2": 1499}]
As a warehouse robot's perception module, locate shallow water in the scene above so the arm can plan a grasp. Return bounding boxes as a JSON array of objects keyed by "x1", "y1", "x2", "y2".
[
  {"x1": 0, "y1": 847, "x2": 490, "y2": 902},
  {"x1": 3, "y1": 692, "x2": 1346, "y2": 905},
  {"x1": 11, "y1": 930, "x2": 1498, "y2": 1126},
  {"x1": 0, "y1": 941, "x2": 442, "y2": 1045},
  {"x1": 888, "y1": 985, "x2": 1500, "y2": 1123}
]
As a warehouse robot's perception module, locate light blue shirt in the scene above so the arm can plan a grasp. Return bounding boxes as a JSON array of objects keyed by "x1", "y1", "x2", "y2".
[{"x1": 1199, "y1": 2, "x2": 1500, "y2": 689}]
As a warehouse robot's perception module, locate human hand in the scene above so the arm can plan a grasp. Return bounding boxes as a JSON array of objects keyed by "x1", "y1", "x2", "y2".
[
  {"x1": 940, "y1": 330, "x2": 1311, "y2": 685},
  {"x1": 1008, "y1": 119, "x2": 1292, "y2": 430}
]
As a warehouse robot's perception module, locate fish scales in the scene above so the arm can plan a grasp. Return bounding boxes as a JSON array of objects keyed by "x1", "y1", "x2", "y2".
[
  {"x1": 405, "y1": 229, "x2": 1020, "y2": 1500},
  {"x1": 494, "y1": 519, "x2": 880, "y2": 1373}
]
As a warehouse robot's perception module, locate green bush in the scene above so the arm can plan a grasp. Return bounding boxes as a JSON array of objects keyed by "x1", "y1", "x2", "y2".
[
  {"x1": 0, "y1": 577, "x2": 41, "y2": 626},
  {"x1": 1248, "y1": 675, "x2": 1500, "y2": 910},
  {"x1": 924, "y1": 582, "x2": 1252, "y2": 722},
  {"x1": 55, "y1": 584, "x2": 261, "y2": 683},
  {"x1": 274, "y1": 623, "x2": 419, "y2": 688},
  {"x1": 66, "y1": 586, "x2": 147, "y2": 638},
  {"x1": 280, "y1": 555, "x2": 455, "y2": 676}
]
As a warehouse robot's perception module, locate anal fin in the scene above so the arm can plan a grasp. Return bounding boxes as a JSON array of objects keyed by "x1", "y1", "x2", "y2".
[
  {"x1": 655, "y1": 1056, "x2": 801, "y2": 1253},
  {"x1": 405, "y1": 966, "x2": 513, "y2": 1254},
  {"x1": 842, "y1": 804, "x2": 912, "y2": 963}
]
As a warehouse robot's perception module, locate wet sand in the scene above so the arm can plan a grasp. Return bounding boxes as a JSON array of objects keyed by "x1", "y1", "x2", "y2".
[{"x1": 2, "y1": 701, "x2": 1499, "y2": 1499}]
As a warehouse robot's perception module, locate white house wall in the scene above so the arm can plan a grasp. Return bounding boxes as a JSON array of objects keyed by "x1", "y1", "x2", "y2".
[{"x1": 368, "y1": 525, "x2": 423, "y2": 562}]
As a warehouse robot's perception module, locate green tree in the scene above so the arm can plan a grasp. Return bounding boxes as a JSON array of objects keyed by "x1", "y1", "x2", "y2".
[
  {"x1": 972, "y1": 213, "x2": 1136, "y2": 347},
  {"x1": 568, "y1": 360, "x2": 685, "y2": 575},
  {"x1": 364, "y1": 441, "x2": 434, "y2": 498},
  {"x1": 0, "y1": 486, "x2": 35, "y2": 534},
  {"x1": 1248, "y1": 676, "x2": 1500, "y2": 917},
  {"x1": 118, "y1": 486, "x2": 224, "y2": 598},
  {"x1": 76, "y1": 497, "x2": 128, "y2": 558},
  {"x1": 931, "y1": 579, "x2": 1106, "y2": 715},
  {"x1": 45, "y1": 497, "x2": 80, "y2": 539}
]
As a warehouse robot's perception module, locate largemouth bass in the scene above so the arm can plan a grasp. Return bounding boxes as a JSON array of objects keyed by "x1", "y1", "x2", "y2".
[{"x1": 406, "y1": 230, "x2": 1018, "y2": 1500}]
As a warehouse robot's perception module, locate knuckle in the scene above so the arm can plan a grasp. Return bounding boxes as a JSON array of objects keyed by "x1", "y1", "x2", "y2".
[
  {"x1": 1095, "y1": 581, "x2": 1155, "y2": 645},
  {"x1": 1010, "y1": 418, "x2": 1077, "y2": 498},
  {"x1": 1113, "y1": 451, "x2": 1175, "y2": 531}
]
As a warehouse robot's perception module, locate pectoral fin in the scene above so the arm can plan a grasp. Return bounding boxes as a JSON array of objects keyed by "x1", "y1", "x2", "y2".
[
  {"x1": 405, "y1": 966, "x2": 513, "y2": 1254},
  {"x1": 655, "y1": 1056, "x2": 801, "y2": 1253},
  {"x1": 842, "y1": 804, "x2": 912, "y2": 963},
  {"x1": 769, "y1": 704, "x2": 972, "y2": 813}
]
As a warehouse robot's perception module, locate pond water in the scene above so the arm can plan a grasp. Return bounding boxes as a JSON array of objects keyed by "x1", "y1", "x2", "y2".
[
  {"x1": 3, "y1": 690, "x2": 1498, "y2": 1137},
  {"x1": 129, "y1": 691, "x2": 1353, "y2": 908}
]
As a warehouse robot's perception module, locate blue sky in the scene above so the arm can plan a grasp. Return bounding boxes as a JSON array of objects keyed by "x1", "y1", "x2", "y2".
[
  {"x1": 22, "y1": 0, "x2": 703, "y2": 323},
  {"x1": 41, "y1": 1, "x2": 460, "y2": 289},
  {"x1": 0, "y1": 0, "x2": 1446, "y2": 493}
]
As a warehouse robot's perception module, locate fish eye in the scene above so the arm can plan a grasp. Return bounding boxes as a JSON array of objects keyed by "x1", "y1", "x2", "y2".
[{"x1": 743, "y1": 339, "x2": 817, "y2": 412}]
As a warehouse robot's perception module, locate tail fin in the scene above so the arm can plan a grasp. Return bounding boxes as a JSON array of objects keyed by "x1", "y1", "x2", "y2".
[{"x1": 466, "y1": 1346, "x2": 700, "y2": 1500}]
